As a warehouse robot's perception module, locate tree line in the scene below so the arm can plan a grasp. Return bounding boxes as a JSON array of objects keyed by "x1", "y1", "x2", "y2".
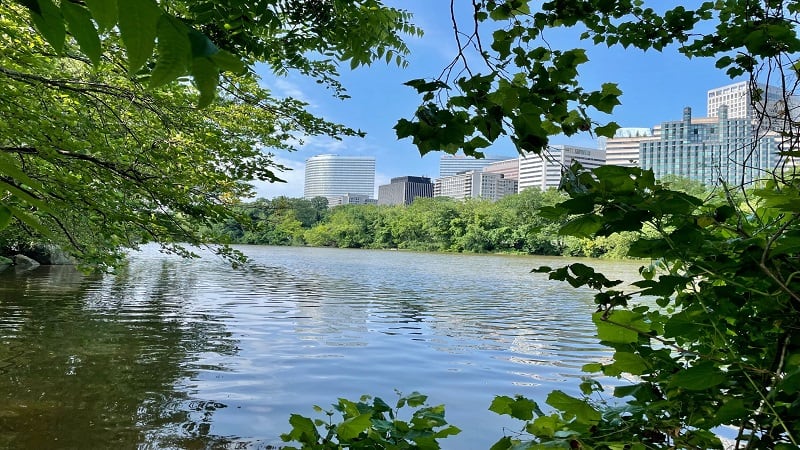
[{"x1": 213, "y1": 179, "x2": 706, "y2": 258}]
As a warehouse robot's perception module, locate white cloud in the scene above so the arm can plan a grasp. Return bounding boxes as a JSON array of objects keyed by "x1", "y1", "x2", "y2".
[
  {"x1": 272, "y1": 78, "x2": 311, "y2": 104},
  {"x1": 299, "y1": 135, "x2": 350, "y2": 153},
  {"x1": 250, "y1": 157, "x2": 305, "y2": 199}
]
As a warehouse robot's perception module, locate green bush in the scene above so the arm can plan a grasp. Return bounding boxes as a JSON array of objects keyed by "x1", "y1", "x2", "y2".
[{"x1": 281, "y1": 392, "x2": 460, "y2": 449}]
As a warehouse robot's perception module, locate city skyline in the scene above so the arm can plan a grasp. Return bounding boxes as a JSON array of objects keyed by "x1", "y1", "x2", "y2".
[
  {"x1": 250, "y1": 2, "x2": 746, "y2": 200},
  {"x1": 263, "y1": 79, "x2": 765, "y2": 201}
]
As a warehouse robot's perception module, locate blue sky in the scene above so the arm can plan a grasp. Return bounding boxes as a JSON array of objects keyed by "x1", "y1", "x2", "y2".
[{"x1": 251, "y1": 1, "x2": 736, "y2": 199}]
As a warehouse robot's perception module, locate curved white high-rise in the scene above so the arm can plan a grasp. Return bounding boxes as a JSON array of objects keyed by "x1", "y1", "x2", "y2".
[{"x1": 303, "y1": 154, "x2": 376, "y2": 199}]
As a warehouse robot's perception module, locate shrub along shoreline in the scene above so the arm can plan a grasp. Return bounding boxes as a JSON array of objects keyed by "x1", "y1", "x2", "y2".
[{"x1": 211, "y1": 188, "x2": 653, "y2": 259}]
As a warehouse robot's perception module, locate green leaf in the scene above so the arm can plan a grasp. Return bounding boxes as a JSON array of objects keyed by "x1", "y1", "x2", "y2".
[
  {"x1": 405, "y1": 391, "x2": 428, "y2": 407},
  {"x1": 631, "y1": 275, "x2": 689, "y2": 297},
  {"x1": 775, "y1": 444, "x2": 799, "y2": 450},
  {"x1": 526, "y1": 414, "x2": 560, "y2": 438},
  {"x1": 192, "y1": 56, "x2": 219, "y2": 107},
  {"x1": 609, "y1": 351, "x2": 648, "y2": 375},
  {"x1": 30, "y1": 0, "x2": 65, "y2": 53},
  {"x1": 715, "y1": 55, "x2": 733, "y2": 68},
  {"x1": 0, "y1": 180, "x2": 52, "y2": 213},
  {"x1": 117, "y1": 0, "x2": 161, "y2": 74},
  {"x1": 210, "y1": 50, "x2": 247, "y2": 75},
  {"x1": 335, "y1": 398, "x2": 360, "y2": 418},
  {"x1": 593, "y1": 310, "x2": 649, "y2": 344},
  {"x1": 651, "y1": 190, "x2": 703, "y2": 215},
  {"x1": 546, "y1": 390, "x2": 601, "y2": 425},
  {"x1": 83, "y1": 0, "x2": 118, "y2": 32},
  {"x1": 613, "y1": 383, "x2": 655, "y2": 401},
  {"x1": 0, "y1": 204, "x2": 12, "y2": 230},
  {"x1": 594, "y1": 164, "x2": 640, "y2": 192},
  {"x1": 489, "y1": 395, "x2": 542, "y2": 421},
  {"x1": 411, "y1": 405, "x2": 448, "y2": 429},
  {"x1": 582, "y1": 363, "x2": 602, "y2": 373},
  {"x1": 627, "y1": 238, "x2": 671, "y2": 258},
  {"x1": 664, "y1": 309, "x2": 704, "y2": 340},
  {"x1": 558, "y1": 195, "x2": 597, "y2": 214},
  {"x1": 433, "y1": 425, "x2": 461, "y2": 438},
  {"x1": 283, "y1": 414, "x2": 320, "y2": 444},
  {"x1": 150, "y1": 15, "x2": 192, "y2": 88},
  {"x1": 668, "y1": 362, "x2": 727, "y2": 391},
  {"x1": 61, "y1": 1, "x2": 102, "y2": 64},
  {"x1": 780, "y1": 368, "x2": 800, "y2": 394},
  {"x1": 337, "y1": 412, "x2": 372, "y2": 440},
  {"x1": 489, "y1": 3, "x2": 515, "y2": 20},
  {"x1": 0, "y1": 153, "x2": 48, "y2": 194},
  {"x1": 588, "y1": 83, "x2": 622, "y2": 113},
  {"x1": 559, "y1": 214, "x2": 603, "y2": 237},
  {"x1": 372, "y1": 397, "x2": 392, "y2": 415},
  {"x1": 188, "y1": 28, "x2": 218, "y2": 58},
  {"x1": 714, "y1": 399, "x2": 748, "y2": 424},
  {"x1": 404, "y1": 79, "x2": 450, "y2": 93},
  {"x1": 595, "y1": 121, "x2": 620, "y2": 138},
  {"x1": 7, "y1": 205, "x2": 54, "y2": 240},
  {"x1": 579, "y1": 378, "x2": 603, "y2": 395},
  {"x1": 490, "y1": 436, "x2": 513, "y2": 450}
]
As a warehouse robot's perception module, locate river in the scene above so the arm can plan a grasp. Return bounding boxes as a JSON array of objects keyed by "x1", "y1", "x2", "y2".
[{"x1": 0, "y1": 245, "x2": 643, "y2": 449}]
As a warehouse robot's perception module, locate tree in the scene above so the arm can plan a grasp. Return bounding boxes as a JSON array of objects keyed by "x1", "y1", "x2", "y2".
[
  {"x1": 11, "y1": 0, "x2": 420, "y2": 105},
  {"x1": 0, "y1": 1, "x2": 419, "y2": 268},
  {"x1": 496, "y1": 188, "x2": 566, "y2": 254},
  {"x1": 390, "y1": 2, "x2": 800, "y2": 449}
]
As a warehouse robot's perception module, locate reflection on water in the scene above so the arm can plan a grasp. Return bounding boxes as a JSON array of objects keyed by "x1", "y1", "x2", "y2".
[
  {"x1": 0, "y1": 246, "x2": 642, "y2": 449},
  {"x1": 0, "y1": 263, "x2": 240, "y2": 449}
]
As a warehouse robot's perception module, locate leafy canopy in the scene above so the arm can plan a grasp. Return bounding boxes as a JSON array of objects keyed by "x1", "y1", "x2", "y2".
[
  {"x1": 395, "y1": 0, "x2": 800, "y2": 158},
  {"x1": 1, "y1": 0, "x2": 420, "y2": 268},
  {"x1": 13, "y1": 0, "x2": 421, "y2": 105}
]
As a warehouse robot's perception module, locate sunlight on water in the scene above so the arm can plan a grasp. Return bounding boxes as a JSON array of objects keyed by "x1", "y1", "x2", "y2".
[{"x1": 0, "y1": 245, "x2": 643, "y2": 449}]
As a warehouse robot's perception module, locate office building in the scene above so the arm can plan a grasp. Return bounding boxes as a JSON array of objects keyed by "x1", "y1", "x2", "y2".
[
  {"x1": 602, "y1": 127, "x2": 655, "y2": 167},
  {"x1": 483, "y1": 158, "x2": 520, "y2": 181},
  {"x1": 518, "y1": 145, "x2": 606, "y2": 190},
  {"x1": 304, "y1": 154, "x2": 375, "y2": 202},
  {"x1": 378, "y1": 176, "x2": 434, "y2": 206},
  {"x1": 434, "y1": 171, "x2": 518, "y2": 201},
  {"x1": 329, "y1": 194, "x2": 377, "y2": 206},
  {"x1": 640, "y1": 106, "x2": 779, "y2": 185},
  {"x1": 707, "y1": 80, "x2": 784, "y2": 120},
  {"x1": 439, "y1": 154, "x2": 511, "y2": 177}
]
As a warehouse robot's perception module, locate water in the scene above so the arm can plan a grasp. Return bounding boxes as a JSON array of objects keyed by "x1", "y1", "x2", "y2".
[{"x1": 0, "y1": 245, "x2": 642, "y2": 449}]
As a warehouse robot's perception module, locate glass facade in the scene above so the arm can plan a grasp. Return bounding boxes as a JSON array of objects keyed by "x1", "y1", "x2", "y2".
[
  {"x1": 303, "y1": 154, "x2": 376, "y2": 200},
  {"x1": 639, "y1": 107, "x2": 778, "y2": 186},
  {"x1": 377, "y1": 176, "x2": 434, "y2": 205}
]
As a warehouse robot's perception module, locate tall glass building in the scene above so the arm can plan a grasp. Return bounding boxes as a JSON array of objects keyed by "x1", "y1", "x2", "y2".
[
  {"x1": 639, "y1": 106, "x2": 778, "y2": 186},
  {"x1": 303, "y1": 154, "x2": 376, "y2": 200}
]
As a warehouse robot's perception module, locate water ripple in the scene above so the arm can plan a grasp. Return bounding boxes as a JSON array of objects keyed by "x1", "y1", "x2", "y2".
[{"x1": 0, "y1": 245, "x2": 642, "y2": 449}]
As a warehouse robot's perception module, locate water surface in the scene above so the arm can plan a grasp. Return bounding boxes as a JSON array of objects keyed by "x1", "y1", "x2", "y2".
[{"x1": 0, "y1": 246, "x2": 641, "y2": 449}]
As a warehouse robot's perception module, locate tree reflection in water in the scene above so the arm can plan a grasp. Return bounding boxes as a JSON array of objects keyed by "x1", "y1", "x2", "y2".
[{"x1": 0, "y1": 263, "x2": 245, "y2": 449}]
